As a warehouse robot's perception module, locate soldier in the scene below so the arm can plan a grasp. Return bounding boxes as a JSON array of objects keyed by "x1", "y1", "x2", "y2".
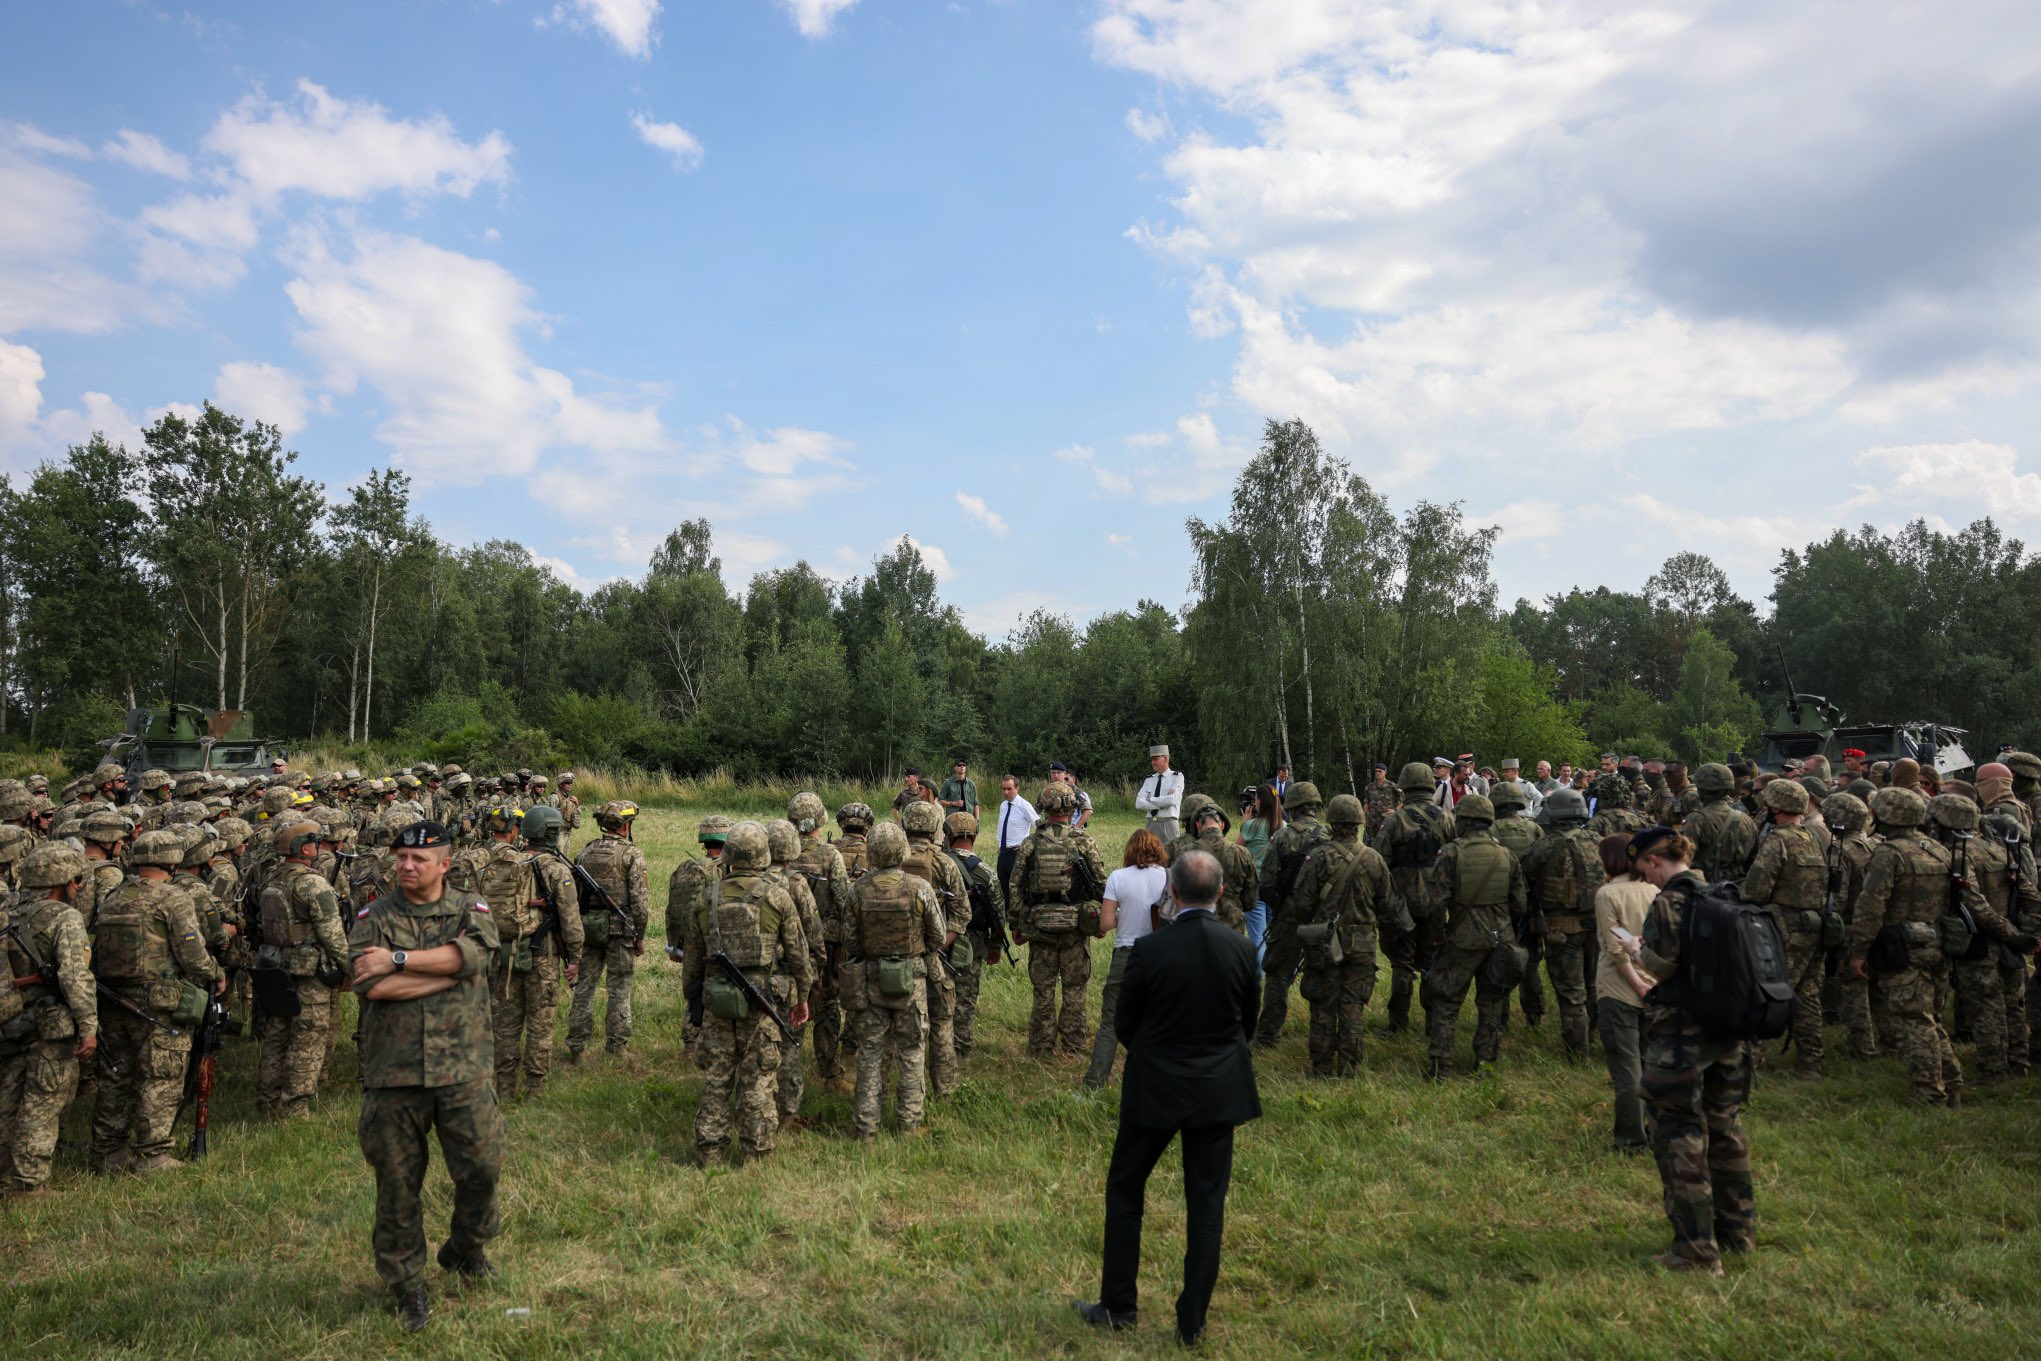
[
  {"x1": 132, "y1": 769, "x2": 175, "y2": 832},
  {"x1": 1174, "y1": 796, "x2": 1258, "y2": 934},
  {"x1": 78, "y1": 809, "x2": 129, "y2": 914},
  {"x1": 1624, "y1": 828, "x2": 1753, "y2": 1277},
  {"x1": 942, "y1": 811, "x2": 1002, "y2": 1057},
  {"x1": 840, "y1": 822, "x2": 942, "y2": 1139},
  {"x1": 834, "y1": 802, "x2": 875, "y2": 878},
  {"x1": 1289, "y1": 794, "x2": 1391, "y2": 1076},
  {"x1": 1362, "y1": 764, "x2": 1399, "y2": 839},
  {"x1": 0, "y1": 824, "x2": 30, "y2": 897},
  {"x1": 1585, "y1": 774, "x2": 1651, "y2": 841},
  {"x1": 1370, "y1": 765, "x2": 1455, "y2": 1035},
  {"x1": 554, "y1": 772, "x2": 581, "y2": 833},
  {"x1": 899, "y1": 799, "x2": 969, "y2": 1098},
  {"x1": 1681, "y1": 763, "x2": 1759, "y2": 887},
  {"x1": 1821, "y1": 792, "x2": 1883, "y2": 1058},
  {"x1": 1647, "y1": 762, "x2": 1697, "y2": 826},
  {"x1": 1007, "y1": 784, "x2": 1107, "y2": 1059},
  {"x1": 681, "y1": 822, "x2": 810, "y2": 1164},
  {"x1": 87, "y1": 829, "x2": 224, "y2": 1173},
  {"x1": 1740, "y1": 780, "x2": 1832, "y2": 1078},
  {"x1": 567, "y1": 801, "x2": 648, "y2": 1062},
  {"x1": 1844, "y1": 788, "x2": 2031, "y2": 1107},
  {"x1": 0, "y1": 845, "x2": 99, "y2": 1199},
  {"x1": 2008, "y1": 750, "x2": 2041, "y2": 829},
  {"x1": 790, "y1": 793, "x2": 854, "y2": 1082},
  {"x1": 349, "y1": 820, "x2": 503, "y2": 1332},
  {"x1": 764, "y1": 819, "x2": 827, "y2": 1124},
  {"x1": 1521, "y1": 789, "x2": 1608, "y2": 1060},
  {"x1": 251, "y1": 821, "x2": 350, "y2": 1118},
  {"x1": 1932, "y1": 794, "x2": 2032, "y2": 1083},
  {"x1": 441, "y1": 771, "x2": 476, "y2": 843},
  {"x1": 1420, "y1": 796, "x2": 1529, "y2": 1079},
  {"x1": 1974, "y1": 791, "x2": 2040, "y2": 1077},
  {"x1": 1249, "y1": 782, "x2": 1330, "y2": 1049},
  {"x1": 666, "y1": 815, "x2": 731, "y2": 1056},
  {"x1": 1490, "y1": 782, "x2": 1545, "y2": 1029},
  {"x1": 502, "y1": 805, "x2": 581, "y2": 1099}
]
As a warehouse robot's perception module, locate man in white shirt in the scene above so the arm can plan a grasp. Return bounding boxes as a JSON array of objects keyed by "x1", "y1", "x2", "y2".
[
  {"x1": 1534, "y1": 760, "x2": 1560, "y2": 796},
  {"x1": 994, "y1": 774, "x2": 1038, "y2": 896},
  {"x1": 1498, "y1": 757, "x2": 1541, "y2": 814},
  {"x1": 1135, "y1": 744, "x2": 1185, "y2": 843}
]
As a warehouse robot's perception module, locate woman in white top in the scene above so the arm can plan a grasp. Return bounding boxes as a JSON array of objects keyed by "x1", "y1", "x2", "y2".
[
  {"x1": 1593, "y1": 832, "x2": 1659, "y2": 1152},
  {"x1": 1081, "y1": 828, "x2": 1171, "y2": 1091}
]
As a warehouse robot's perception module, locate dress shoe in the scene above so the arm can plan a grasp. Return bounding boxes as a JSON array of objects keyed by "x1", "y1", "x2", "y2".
[{"x1": 1070, "y1": 1300, "x2": 1136, "y2": 1331}]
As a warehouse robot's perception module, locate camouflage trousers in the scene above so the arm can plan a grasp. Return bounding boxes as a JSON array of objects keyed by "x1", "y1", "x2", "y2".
[
  {"x1": 1781, "y1": 929, "x2": 1827, "y2": 1072},
  {"x1": 0, "y1": 1039, "x2": 78, "y2": 1191},
  {"x1": 489, "y1": 954, "x2": 559, "y2": 1099},
  {"x1": 567, "y1": 938, "x2": 636, "y2": 1055},
  {"x1": 1514, "y1": 932, "x2": 1547, "y2": 1027},
  {"x1": 777, "y1": 977, "x2": 809, "y2": 1123},
  {"x1": 1252, "y1": 924, "x2": 1300, "y2": 1048},
  {"x1": 925, "y1": 959, "x2": 958, "y2": 1099},
  {"x1": 952, "y1": 930, "x2": 989, "y2": 1055},
  {"x1": 358, "y1": 1075, "x2": 504, "y2": 1296},
  {"x1": 1872, "y1": 960, "x2": 1961, "y2": 1106},
  {"x1": 1835, "y1": 957, "x2": 1879, "y2": 1057},
  {"x1": 694, "y1": 1007, "x2": 782, "y2": 1156},
  {"x1": 813, "y1": 946, "x2": 846, "y2": 1080},
  {"x1": 2003, "y1": 958, "x2": 2030, "y2": 1077},
  {"x1": 256, "y1": 978, "x2": 334, "y2": 1118},
  {"x1": 322, "y1": 986, "x2": 347, "y2": 1085},
  {"x1": 1950, "y1": 957, "x2": 2010, "y2": 1079},
  {"x1": 1543, "y1": 928, "x2": 1593, "y2": 1058},
  {"x1": 1640, "y1": 1022, "x2": 1754, "y2": 1265},
  {"x1": 1423, "y1": 945, "x2": 1509, "y2": 1073},
  {"x1": 1379, "y1": 915, "x2": 1419, "y2": 1028},
  {"x1": 1301, "y1": 951, "x2": 1376, "y2": 1077},
  {"x1": 89, "y1": 1003, "x2": 192, "y2": 1165},
  {"x1": 852, "y1": 982, "x2": 927, "y2": 1138},
  {"x1": 1026, "y1": 936, "x2": 1092, "y2": 1058}
]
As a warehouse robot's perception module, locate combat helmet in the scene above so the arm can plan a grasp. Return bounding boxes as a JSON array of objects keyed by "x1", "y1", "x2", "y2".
[
  {"x1": 1869, "y1": 786, "x2": 1926, "y2": 830},
  {"x1": 1455, "y1": 794, "x2": 1495, "y2": 826},
  {"x1": 80, "y1": 809, "x2": 129, "y2": 845},
  {"x1": 724, "y1": 820, "x2": 770, "y2": 872},
  {"x1": 866, "y1": 821, "x2": 908, "y2": 868},
  {"x1": 139, "y1": 769, "x2": 174, "y2": 794},
  {"x1": 179, "y1": 826, "x2": 220, "y2": 869},
  {"x1": 698, "y1": 814, "x2": 733, "y2": 846},
  {"x1": 1542, "y1": 788, "x2": 1589, "y2": 824},
  {"x1": 18, "y1": 843, "x2": 87, "y2": 890},
  {"x1": 1396, "y1": 762, "x2": 1435, "y2": 795},
  {"x1": 1178, "y1": 792, "x2": 1216, "y2": 826},
  {"x1": 1928, "y1": 792, "x2": 1979, "y2": 833},
  {"x1": 482, "y1": 805, "x2": 523, "y2": 836},
  {"x1": 945, "y1": 811, "x2": 979, "y2": 841},
  {"x1": 2005, "y1": 751, "x2": 2041, "y2": 782},
  {"x1": 1490, "y1": 782, "x2": 1527, "y2": 813},
  {"x1": 1590, "y1": 773, "x2": 1632, "y2": 808},
  {"x1": 1821, "y1": 792, "x2": 1868, "y2": 835},
  {"x1": 901, "y1": 800, "x2": 943, "y2": 837},
  {"x1": 0, "y1": 824, "x2": 31, "y2": 864},
  {"x1": 1281, "y1": 781, "x2": 1322, "y2": 812},
  {"x1": 214, "y1": 817, "x2": 253, "y2": 852},
  {"x1": 128, "y1": 828, "x2": 189, "y2": 868},
  {"x1": 1037, "y1": 783, "x2": 1077, "y2": 815},
  {"x1": 1762, "y1": 779, "x2": 1810, "y2": 815},
  {"x1": 789, "y1": 792, "x2": 827, "y2": 834},
  {"x1": 595, "y1": 800, "x2": 638, "y2": 832},
  {"x1": 765, "y1": 819, "x2": 801, "y2": 864},
  {"x1": 521, "y1": 804, "x2": 562, "y2": 845},
  {"x1": 1326, "y1": 793, "x2": 1364, "y2": 826},
  {"x1": 836, "y1": 802, "x2": 875, "y2": 832},
  {"x1": 1693, "y1": 763, "x2": 1735, "y2": 796}
]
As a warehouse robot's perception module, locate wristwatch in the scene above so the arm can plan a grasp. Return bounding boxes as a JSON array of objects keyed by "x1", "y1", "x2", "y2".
[{"x1": 392, "y1": 949, "x2": 409, "y2": 973}]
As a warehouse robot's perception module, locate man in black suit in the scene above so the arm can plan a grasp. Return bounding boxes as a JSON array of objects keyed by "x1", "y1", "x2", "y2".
[{"x1": 1072, "y1": 850, "x2": 1261, "y2": 1346}]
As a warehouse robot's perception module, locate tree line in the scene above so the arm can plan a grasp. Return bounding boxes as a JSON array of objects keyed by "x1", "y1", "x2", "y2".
[{"x1": 6, "y1": 403, "x2": 2036, "y2": 793}]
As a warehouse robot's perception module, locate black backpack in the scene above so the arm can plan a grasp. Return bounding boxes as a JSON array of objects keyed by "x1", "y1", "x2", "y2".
[{"x1": 1651, "y1": 878, "x2": 1797, "y2": 1041}]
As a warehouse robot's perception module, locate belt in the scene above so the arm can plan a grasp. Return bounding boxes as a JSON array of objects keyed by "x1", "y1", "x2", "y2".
[{"x1": 1545, "y1": 915, "x2": 1587, "y2": 932}]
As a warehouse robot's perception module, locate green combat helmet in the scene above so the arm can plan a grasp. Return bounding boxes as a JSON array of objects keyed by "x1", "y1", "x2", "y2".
[
  {"x1": 1178, "y1": 792, "x2": 1216, "y2": 827},
  {"x1": 698, "y1": 815, "x2": 733, "y2": 847},
  {"x1": 1397, "y1": 762, "x2": 1435, "y2": 796},
  {"x1": 128, "y1": 829, "x2": 189, "y2": 868},
  {"x1": 1694, "y1": 763, "x2": 1735, "y2": 797},
  {"x1": 1281, "y1": 781, "x2": 1322, "y2": 812},
  {"x1": 1490, "y1": 782, "x2": 1528, "y2": 814},
  {"x1": 0, "y1": 824, "x2": 32, "y2": 865},
  {"x1": 1326, "y1": 794, "x2": 1364, "y2": 826},
  {"x1": 1541, "y1": 788, "x2": 1589, "y2": 825},
  {"x1": 1455, "y1": 794, "x2": 1495, "y2": 827},
  {"x1": 522, "y1": 804, "x2": 562, "y2": 846}
]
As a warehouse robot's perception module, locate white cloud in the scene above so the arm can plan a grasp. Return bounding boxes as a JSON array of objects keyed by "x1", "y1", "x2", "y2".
[
  {"x1": 0, "y1": 152, "x2": 133, "y2": 333},
  {"x1": 1481, "y1": 498, "x2": 1566, "y2": 544},
  {"x1": 285, "y1": 230, "x2": 664, "y2": 482},
  {"x1": 1850, "y1": 441, "x2": 2041, "y2": 525},
  {"x1": 631, "y1": 113, "x2": 704, "y2": 171},
  {"x1": 546, "y1": 0, "x2": 662, "y2": 57},
  {"x1": 955, "y1": 490, "x2": 1009, "y2": 537},
  {"x1": 214, "y1": 360, "x2": 316, "y2": 436},
  {"x1": 101, "y1": 129, "x2": 190, "y2": 179},
  {"x1": 1623, "y1": 492, "x2": 1803, "y2": 566},
  {"x1": 898, "y1": 534, "x2": 955, "y2": 581},
  {"x1": 1055, "y1": 442, "x2": 1135, "y2": 496},
  {"x1": 1125, "y1": 108, "x2": 1171, "y2": 143},
  {"x1": 1105, "y1": 532, "x2": 1131, "y2": 545},
  {"x1": 205, "y1": 80, "x2": 511, "y2": 203},
  {"x1": 0, "y1": 338, "x2": 44, "y2": 453},
  {"x1": 961, "y1": 588, "x2": 1090, "y2": 639},
  {"x1": 39, "y1": 390, "x2": 147, "y2": 457},
  {"x1": 2, "y1": 122, "x2": 90, "y2": 159},
  {"x1": 779, "y1": 0, "x2": 860, "y2": 39}
]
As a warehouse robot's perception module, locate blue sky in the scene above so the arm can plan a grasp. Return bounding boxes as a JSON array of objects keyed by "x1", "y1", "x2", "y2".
[{"x1": 7, "y1": 1, "x2": 2041, "y2": 637}]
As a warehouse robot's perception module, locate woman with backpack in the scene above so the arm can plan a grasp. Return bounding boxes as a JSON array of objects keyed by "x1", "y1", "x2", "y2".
[{"x1": 1619, "y1": 827, "x2": 1755, "y2": 1278}]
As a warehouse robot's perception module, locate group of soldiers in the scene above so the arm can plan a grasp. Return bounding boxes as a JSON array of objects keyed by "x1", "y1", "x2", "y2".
[
  {"x1": 0, "y1": 758, "x2": 599, "y2": 1198},
  {"x1": 1264, "y1": 750, "x2": 2041, "y2": 1103}
]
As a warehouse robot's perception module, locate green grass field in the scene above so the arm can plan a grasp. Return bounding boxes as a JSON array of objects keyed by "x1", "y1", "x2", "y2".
[{"x1": 8, "y1": 805, "x2": 2040, "y2": 1359}]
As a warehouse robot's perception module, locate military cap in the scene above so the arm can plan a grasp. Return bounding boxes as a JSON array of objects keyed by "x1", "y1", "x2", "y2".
[
  {"x1": 724, "y1": 820, "x2": 770, "y2": 871},
  {"x1": 867, "y1": 821, "x2": 907, "y2": 868},
  {"x1": 1149, "y1": 744, "x2": 1170, "y2": 758},
  {"x1": 835, "y1": 802, "x2": 875, "y2": 832},
  {"x1": 1626, "y1": 825, "x2": 1681, "y2": 863},
  {"x1": 698, "y1": 814, "x2": 734, "y2": 843},
  {"x1": 1456, "y1": 794, "x2": 1495, "y2": 824},
  {"x1": 139, "y1": 768, "x2": 174, "y2": 792},
  {"x1": 1326, "y1": 793, "x2": 1364, "y2": 826},
  {"x1": 1281, "y1": 780, "x2": 1322, "y2": 811},
  {"x1": 1870, "y1": 786, "x2": 1926, "y2": 828},
  {"x1": 1847, "y1": 778, "x2": 1878, "y2": 802},
  {"x1": 1397, "y1": 762, "x2": 1436, "y2": 794},
  {"x1": 80, "y1": 808, "x2": 129, "y2": 844},
  {"x1": 0, "y1": 824, "x2": 31, "y2": 862},
  {"x1": 945, "y1": 811, "x2": 979, "y2": 840},
  {"x1": 1762, "y1": 779, "x2": 1810, "y2": 814},
  {"x1": 394, "y1": 820, "x2": 452, "y2": 850},
  {"x1": 1796, "y1": 774, "x2": 1831, "y2": 802},
  {"x1": 128, "y1": 828, "x2": 188, "y2": 868},
  {"x1": 18, "y1": 843, "x2": 88, "y2": 889},
  {"x1": 789, "y1": 792, "x2": 827, "y2": 833}
]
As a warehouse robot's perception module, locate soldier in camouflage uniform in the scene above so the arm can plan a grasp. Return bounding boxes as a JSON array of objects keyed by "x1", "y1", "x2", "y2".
[
  {"x1": 1681, "y1": 763, "x2": 1759, "y2": 887},
  {"x1": 899, "y1": 799, "x2": 969, "y2": 1097},
  {"x1": 79, "y1": 809, "x2": 129, "y2": 917},
  {"x1": 88, "y1": 829, "x2": 224, "y2": 1173},
  {"x1": 555, "y1": 772, "x2": 582, "y2": 833},
  {"x1": 1362, "y1": 765, "x2": 1399, "y2": 840},
  {"x1": 1626, "y1": 828, "x2": 1753, "y2": 1277},
  {"x1": 132, "y1": 769, "x2": 175, "y2": 833},
  {"x1": 682, "y1": 822, "x2": 810, "y2": 1163},
  {"x1": 2007, "y1": 751, "x2": 2041, "y2": 830},
  {"x1": 1420, "y1": 797, "x2": 1528, "y2": 1079},
  {"x1": 1369, "y1": 765, "x2": 1455, "y2": 1035},
  {"x1": 1489, "y1": 783, "x2": 1544, "y2": 1029},
  {"x1": 1929, "y1": 794, "x2": 2032, "y2": 1083},
  {"x1": 566, "y1": 801, "x2": 649, "y2": 1061},
  {"x1": 1170, "y1": 795, "x2": 1257, "y2": 934},
  {"x1": 1008, "y1": 784, "x2": 1108, "y2": 1059},
  {"x1": 765, "y1": 819, "x2": 828, "y2": 1123},
  {"x1": 250, "y1": 821, "x2": 350, "y2": 1118},
  {"x1": 1250, "y1": 782, "x2": 1330, "y2": 1049},
  {"x1": 840, "y1": 822, "x2": 943, "y2": 1138},
  {"x1": 1974, "y1": 788, "x2": 2040, "y2": 1078},
  {"x1": 1289, "y1": 794, "x2": 1391, "y2": 1076},
  {"x1": 1647, "y1": 762, "x2": 1699, "y2": 827},
  {"x1": 1740, "y1": 780, "x2": 1833, "y2": 1078},
  {"x1": 666, "y1": 816, "x2": 732, "y2": 1055},
  {"x1": 0, "y1": 845, "x2": 98, "y2": 1199},
  {"x1": 943, "y1": 811, "x2": 1002, "y2": 1057},
  {"x1": 350, "y1": 819, "x2": 504, "y2": 1332},
  {"x1": 835, "y1": 802, "x2": 874, "y2": 877},
  {"x1": 1821, "y1": 793, "x2": 1883, "y2": 1058},
  {"x1": 790, "y1": 794, "x2": 854, "y2": 1080},
  {"x1": 1585, "y1": 773, "x2": 1652, "y2": 841},
  {"x1": 1522, "y1": 790, "x2": 1609, "y2": 1058},
  {"x1": 493, "y1": 805, "x2": 581, "y2": 1099},
  {"x1": 1844, "y1": 788, "x2": 2031, "y2": 1107}
]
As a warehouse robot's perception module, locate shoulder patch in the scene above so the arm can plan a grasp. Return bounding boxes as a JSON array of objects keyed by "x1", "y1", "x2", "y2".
[
  {"x1": 471, "y1": 902, "x2": 490, "y2": 913},
  {"x1": 356, "y1": 905, "x2": 373, "y2": 918}
]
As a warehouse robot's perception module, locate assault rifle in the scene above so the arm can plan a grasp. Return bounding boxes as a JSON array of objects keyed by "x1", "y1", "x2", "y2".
[
  {"x1": 561, "y1": 853, "x2": 641, "y2": 948},
  {"x1": 709, "y1": 949, "x2": 794, "y2": 1042},
  {"x1": 179, "y1": 986, "x2": 227, "y2": 1160},
  {"x1": 3, "y1": 918, "x2": 182, "y2": 1036}
]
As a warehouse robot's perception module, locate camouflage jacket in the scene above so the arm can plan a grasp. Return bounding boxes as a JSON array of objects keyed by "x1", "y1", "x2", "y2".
[
  {"x1": 901, "y1": 834, "x2": 969, "y2": 938},
  {"x1": 794, "y1": 836, "x2": 854, "y2": 945},
  {"x1": 766, "y1": 863, "x2": 828, "y2": 985},
  {"x1": 665, "y1": 855, "x2": 723, "y2": 953},
  {"x1": 1288, "y1": 832, "x2": 1391, "y2": 958},
  {"x1": 1740, "y1": 824, "x2": 1828, "y2": 917},
  {"x1": 349, "y1": 886, "x2": 499, "y2": 1087},
  {"x1": 1362, "y1": 782, "x2": 1399, "y2": 837},
  {"x1": 1491, "y1": 814, "x2": 1540, "y2": 859},
  {"x1": 4, "y1": 894, "x2": 98, "y2": 1039},
  {"x1": 90, "y1": 877, "x2": 223, "y2": 990},
  {"x1": 574, "y1": 834, "x2": 649, "y2": 944},
  {"x1": 1369, "y1": 802, "x2": 1453, "y2": 922},
  {"x1": 1168, "y1": 827, "x2": 1257, "y2": 932},
  {"x1": 1647, "y1": 785, "x2": 1700, "y2": 826},
  {"x1": 528, "y1": 852, "x2": 584, "y2": 963},
  {"x1": 1681, "y1": 799, "x2": 1758, "y2": 887},
  {"x1": 680, "y1": 867, "x2": 811, "y2": 995},
  {"x1": 1843, "y1": 831, "x2": 2017, "y2": 963},
  {"x1": 1584, "y1": 806, "x2": 1652, "y2": 841},
  {"x1": 1519, "y1": 824, "x2": 1605, "y2": 933},
  {"x1": 834, "y1": 832, "x2": 869, "y2": 880}
]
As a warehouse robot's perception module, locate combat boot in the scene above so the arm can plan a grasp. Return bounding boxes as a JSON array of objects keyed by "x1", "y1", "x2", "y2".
[
  {"x1": 438, "y1": 1242, "x2": 499, "y2": 1279},
  {"x1": 397, "y1": 1287, "x2": 431, "y2": 1332},
  {"x1": 133, "y1": 1154, "x2": 185, "y2": 1175}
]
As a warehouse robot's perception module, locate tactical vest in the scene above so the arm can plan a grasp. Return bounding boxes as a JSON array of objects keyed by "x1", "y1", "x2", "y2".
[
  {"x1": 1689, "y1": 801, "x2": 1755, "y2": 883},
  {"x1": 856, "y1": 869, "x2": 924, "y2": 958},
  {"x1": 1313, "y1": 840, "x2": 1375, "y2": 927},
  {"x1": 700, "y1": 873, "x2": 781, "y2": 970},
  {"x1": 837, "y1": 834, "x2": 868, "y2": 879},
  {"x1": 476, "y1": 843, "x2": 538, "y2": 938},
  {"x1": 260, "y1": 863, "x2": 312, "y2": 949},
  {"x1": 92, "y1": 881, "x2": 175, "y2": 983},
  {"x1": 1381, "y1": 806, "x2": 1443, "y2": 873},
  {"x1": 1759, "y1": 826, "x2": 1827, "y2": 912},
  {"x1": 1529, "y1": 830, "x2": 1594, "y2": 917},
  {"x1": 1882, "y1": 836, "x2": 1950, "y2": 926},
  {"x1": 1492, "y1": 817, "x2": 1539, "y2": 857},
  {"x1": 1453, "y1": 837, "x2": 1514, "y2": 908},
  {"x1": 578, "y1": 837, "x2": 630, "y2": 899},
  {"x1": 1272, "y1": 820, "x2": 1331, "y2": 902},
  {"x1": 901, "y1": 839, "x2": 942, "y2": 895}
]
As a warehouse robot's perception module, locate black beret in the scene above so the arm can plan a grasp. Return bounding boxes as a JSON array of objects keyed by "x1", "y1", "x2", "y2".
[{"x1": 394, "y1": 820, "x2": 451, "y2": 850}]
